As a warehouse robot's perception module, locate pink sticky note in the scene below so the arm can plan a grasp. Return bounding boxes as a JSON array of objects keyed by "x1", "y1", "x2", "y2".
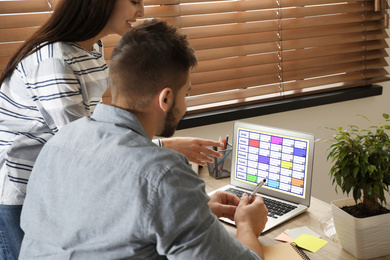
[{"x1": 274, "y1": 229, "x2": 294, "y2": 243}]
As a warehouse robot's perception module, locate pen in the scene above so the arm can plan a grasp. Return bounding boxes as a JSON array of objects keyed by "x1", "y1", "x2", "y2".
[
  {"x1": 213, "y1": 136, "x2": 221, "y2": 177},
  {"x1": 220, "y1": 135, "x2": 229, "y2": 172},
  {"x1": 211, "y1": 149, "x2": 231, "y2": 172},
  {"x1": 213, "y1": 145, "x2": 218, "y2": 176},
  {"x1": 249, "y1": 178, "x2": 266, "y2": 200}
]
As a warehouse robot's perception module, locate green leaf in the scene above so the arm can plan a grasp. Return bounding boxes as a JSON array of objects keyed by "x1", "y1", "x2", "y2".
[
  {"x1": 366, "y1": 186, "x2": 372, "y2": 197},
  {"x1": 373, "y1": 185, "x2": 381, "y2": 197},
  {"x1": 340, "y1": 166, "x2": 349, "y2": 178},
  {"x1": 336, "y1": 174, "x2": 342, "y2": 187},
  {"x1": 353, "y1": 186, "x2": 361, "y2": 203},
  {"x1": 367, "y1": 165, "x2": 377, "y2": 174},
  {"x1": 353, "y1": 167, "x2": 359, "y2": 178},
  {"x1": 344, "y1": 178, "x2": 354, "y2": 194}
]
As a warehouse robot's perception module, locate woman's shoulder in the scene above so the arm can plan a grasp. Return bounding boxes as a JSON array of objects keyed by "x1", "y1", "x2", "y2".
[
  {"x1": 20, "y1": 42, "x2": 105, "y2": 72},
  {"x1": 21, "y1": 42, "x2": 79, "y2": 65},
  {"x1": 52, "y1": 42, "x2": 103, "y2": 59},
  {"x1": 13, "y1": 41, "x2": 104, "y2": 79}
]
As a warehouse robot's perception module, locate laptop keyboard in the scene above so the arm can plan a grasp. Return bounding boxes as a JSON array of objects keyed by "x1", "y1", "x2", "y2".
[{"x1": 225, "y1": 188, "x2": 297, "y2": 219}]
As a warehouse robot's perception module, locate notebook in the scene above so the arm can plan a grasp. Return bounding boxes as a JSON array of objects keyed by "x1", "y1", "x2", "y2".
[
  {"x1": 208, "y1": 121, "x2": 315, "y2": 233},
  {"x1": 263, "y1": 242, "x2": 311, "y2": 260}
]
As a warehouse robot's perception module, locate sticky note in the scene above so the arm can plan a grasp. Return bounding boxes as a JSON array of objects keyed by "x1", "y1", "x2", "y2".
[
  {"x1": 285, "y1": 226, "x2": 321, "y2": 239},
  {"x1": 274, "y1": 230, "x2": 294, "y2": 243},
  {"x1": 293, "y1": 234, "x2": 328, "y2": 253}
]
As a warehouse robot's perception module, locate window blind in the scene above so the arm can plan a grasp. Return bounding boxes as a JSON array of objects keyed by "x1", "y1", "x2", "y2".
[
  {"x1": 106, "y1": 0, "x2": 390, "y2": 113},
  {"x1": 1, "y1": 0, "x2": 389, "y2": 114},
  {"x1": 0, "y1": 0, "x2": 57, "y2": 75}
]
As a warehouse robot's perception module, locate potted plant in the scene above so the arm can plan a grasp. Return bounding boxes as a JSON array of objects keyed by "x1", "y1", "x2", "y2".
[{"x1": 326, "y1": 113, "x2": 390, "y2": 259}]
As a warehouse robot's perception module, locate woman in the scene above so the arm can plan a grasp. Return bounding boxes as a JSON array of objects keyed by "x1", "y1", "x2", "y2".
[{"x1": 0, "y1": 0, "x2": 221, "y2": 258}]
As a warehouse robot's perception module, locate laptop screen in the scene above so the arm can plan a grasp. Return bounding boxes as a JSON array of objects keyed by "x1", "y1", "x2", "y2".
[{"x1": 231, "y1": 122, "x2": 315, "y2": 205}]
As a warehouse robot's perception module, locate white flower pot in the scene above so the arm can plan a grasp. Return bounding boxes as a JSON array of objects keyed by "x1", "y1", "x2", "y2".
[{"x1": 331, "y1": 198, "x2": 390, "y2": 259}]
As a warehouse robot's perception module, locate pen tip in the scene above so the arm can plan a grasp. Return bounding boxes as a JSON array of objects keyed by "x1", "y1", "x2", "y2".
[{"x1": 263, "y1": 178, "x2": 267, "y2": 182}]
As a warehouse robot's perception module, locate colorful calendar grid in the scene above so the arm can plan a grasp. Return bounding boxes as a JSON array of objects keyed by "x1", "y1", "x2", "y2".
[{"x1": 235, "y1": 128, "x2": 309, "y2": 197}]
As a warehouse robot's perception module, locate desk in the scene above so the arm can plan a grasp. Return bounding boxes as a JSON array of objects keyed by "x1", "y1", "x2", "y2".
[{"x1": 198, "y1": 166, "x2": 390, "y2": 260}]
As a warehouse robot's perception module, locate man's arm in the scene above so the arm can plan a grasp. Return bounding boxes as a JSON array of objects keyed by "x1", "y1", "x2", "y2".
[
  {"x1": 152, "y1": 161, "x2": 264, "y2": 259},
  {"x1": 235, "y1": 193, "x2": 268, "y2": 259},
  {"x1": 208, "y1": 191, "x2": 268, "y2": 259}
]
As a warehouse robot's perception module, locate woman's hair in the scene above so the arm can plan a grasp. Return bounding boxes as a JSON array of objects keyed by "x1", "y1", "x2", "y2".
[
  {"x1": 109, "y1": 19, "x2": 197, "y2": 111},
  {"x1": 0, "y1": 0, "x2": 117, "y2": 85}
]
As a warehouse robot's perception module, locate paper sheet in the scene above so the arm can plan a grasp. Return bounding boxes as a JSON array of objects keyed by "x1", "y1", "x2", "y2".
[{"x1": 285, "y1": 226, "x2": 321, "y2": 239}]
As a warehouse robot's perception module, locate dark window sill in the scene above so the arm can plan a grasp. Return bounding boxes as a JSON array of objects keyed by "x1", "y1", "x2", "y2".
[{"x1": 177, "y1": 84, "x2": 383, "y2": 130}]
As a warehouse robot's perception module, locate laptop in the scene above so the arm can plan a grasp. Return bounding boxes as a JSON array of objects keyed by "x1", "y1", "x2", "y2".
[{"x1": 208, "y1": 121, "x2": 315, "y2": 233}]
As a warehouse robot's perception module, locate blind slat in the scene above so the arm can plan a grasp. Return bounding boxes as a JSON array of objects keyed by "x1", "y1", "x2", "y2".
[
  {"x1": 0, "y1": 13, "x2": 50, "y2": 30},
  {"x1": 0, "y1": 57, "x2": 9, "y2": 71},
  {"x1": 284, "y1": 69, "x2": 389, "y2": 92},
  {"x1": 283, "y1": 30, "x2": 388, "y2": 51},
  {"x1": 190, "y1": 74, "x2": 281, "y2": 96},
  {"x1": 195, "y1": 54, "x2": 279, "y2": 73},
  {"x1": 283, "y1": 50, "x2": 387, "y2": 72},
  {"x1": 0, "y1": 27, "x2": 38, "y2": 43},
  {"x1": 195, "y1": 42, "x2": 278, "y2": 61},
  {"x1": 187, "y1": 83, "x2": 282, "y2": 109},
  {"x1": 192, "y1": 64, "x2": 280, "y2": 86},
  {"x1": 283, "y1": 59, "x2": 387, "y2": 81},
  {"x1": 0, "y1": 0, "x2": 52, "y2": 14},
  {"x1": 0, "y1": 42, "x2": 22, "y2": 57}
]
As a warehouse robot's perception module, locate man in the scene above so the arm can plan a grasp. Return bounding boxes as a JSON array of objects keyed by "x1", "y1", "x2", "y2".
[{"x1": 19, "y1": 19, "x2": 268, "y2": 259}]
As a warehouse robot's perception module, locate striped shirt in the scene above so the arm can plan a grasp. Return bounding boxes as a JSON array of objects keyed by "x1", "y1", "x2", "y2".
[{"x1": 0, "y1": 41, "x2": 109, "y2": 205}]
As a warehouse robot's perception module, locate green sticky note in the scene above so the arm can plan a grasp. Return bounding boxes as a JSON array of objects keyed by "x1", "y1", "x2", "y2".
[{"x1": 293, "y1": 234, "x2": 328, "y2": 253}]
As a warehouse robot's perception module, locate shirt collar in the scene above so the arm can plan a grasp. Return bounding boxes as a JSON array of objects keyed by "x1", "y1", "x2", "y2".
[{"x1": 91, "y1": 104, "x2": 150, "y2": 139}]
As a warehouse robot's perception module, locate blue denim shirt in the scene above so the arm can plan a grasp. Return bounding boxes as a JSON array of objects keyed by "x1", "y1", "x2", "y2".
[{"x1": 20, "y1": 104, "x2": 261, "y2": 260}]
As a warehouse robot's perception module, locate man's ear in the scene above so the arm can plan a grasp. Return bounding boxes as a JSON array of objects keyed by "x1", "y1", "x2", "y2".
[{"x1": 158, "y1": 87, "x2": 174, "y2": 112}]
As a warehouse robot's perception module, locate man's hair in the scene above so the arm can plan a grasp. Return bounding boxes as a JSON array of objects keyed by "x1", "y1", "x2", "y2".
[{"x1": 109, "y1": 19, "x2": 197, "y2": 111}]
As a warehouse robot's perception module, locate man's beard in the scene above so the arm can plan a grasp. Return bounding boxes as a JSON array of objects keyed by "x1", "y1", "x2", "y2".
[{"x1": 157, "y1": 102, "x2": 182, "y2": 138}]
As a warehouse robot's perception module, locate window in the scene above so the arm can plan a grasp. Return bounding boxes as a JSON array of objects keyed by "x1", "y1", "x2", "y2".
[
  {"x1": 1, "y1": 0, "x2": 389, "y2": 116},
  {"x1": 104, "y1": 0, "x2": 390, "y2": 114}
]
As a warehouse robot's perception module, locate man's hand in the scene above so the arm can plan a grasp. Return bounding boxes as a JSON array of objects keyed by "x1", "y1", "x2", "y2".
[
  {"x1": 161, "y1": 137, "x2": 223, "y2": 166},
  {"x1": 235, "y1": 193, "x2": 268, "y2": 237},
  {"x1": 208, "y1": 191, "x2": 240, "y2": 221},
  {"x1": 234, "y1": 193, "x2": 268, "y2": 259}
]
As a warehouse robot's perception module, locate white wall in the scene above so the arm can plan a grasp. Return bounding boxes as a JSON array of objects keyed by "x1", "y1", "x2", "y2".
[{"x1": 174, "y1": 83, "x2": 390, "y2": 204}]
